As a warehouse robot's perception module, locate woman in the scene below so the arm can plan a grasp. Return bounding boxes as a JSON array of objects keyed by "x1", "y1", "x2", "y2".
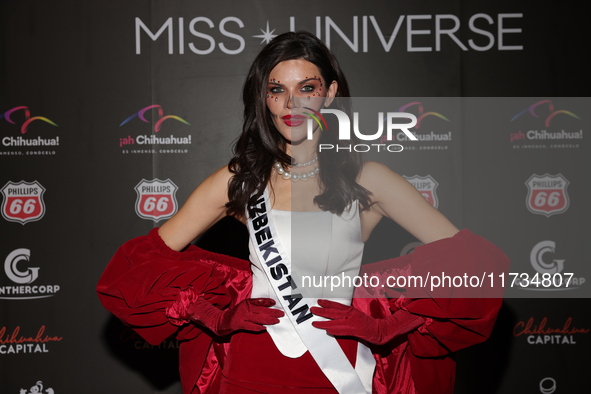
[{"x1": 97, "y1": 31, "x2": 509, "y2": 394}]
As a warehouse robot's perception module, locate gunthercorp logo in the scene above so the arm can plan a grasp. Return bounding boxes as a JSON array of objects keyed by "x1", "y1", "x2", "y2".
[
  {"x1": 525, "y1": 174, "x2": 569, "y2": 217},
  {"x1": 509, "y1": 99, "x2": 583, "y2": 150},
  {"x1": 0, "y1": 248, "x2": 60, "y2": 300},
  {"x1": 1, "y1": 181, "x2": 46, "y2": 224},
  {"x1": 119, "y1": 105, "x2": 191, "y2": 155},
  {"x1": 1, "y1": 106, "x2": 59, "y2": 156},
  {"x1": 514, "y1": 240, "x2": 585, "y2": 292},
  {"x1": 404, "y1": 175, "x2": 439, "y2": 208},
  {"x1": 134, "y1": 179, "x2": 178, "y2": 221}
]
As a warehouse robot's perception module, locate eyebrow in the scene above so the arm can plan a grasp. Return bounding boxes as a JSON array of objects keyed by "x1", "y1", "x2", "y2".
[{"x1": 267, "y1": 77, "x2": 321, "y2": 86}]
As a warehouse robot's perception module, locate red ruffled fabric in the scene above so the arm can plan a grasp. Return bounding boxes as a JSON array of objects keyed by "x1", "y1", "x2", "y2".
[
  {"x1": 97, "y1": 228, "x2": 509, "y2": 394},
  {"x1": 96, "y1": 228, "x2": 251, "y2": 394},
  {"x1": 166, "y1": 287, "x2": 203, "y2": 326},
  {"x1": 354, "y1": 229, "x2": 510, "y2": 394}
]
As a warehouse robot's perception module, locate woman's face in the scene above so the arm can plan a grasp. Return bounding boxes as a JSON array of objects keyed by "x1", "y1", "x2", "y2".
[{"x1": 266, "y1": 59, "x2": 337, "y2": 144}]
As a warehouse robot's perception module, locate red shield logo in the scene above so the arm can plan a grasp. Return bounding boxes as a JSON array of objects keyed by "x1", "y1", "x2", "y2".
[
  {"x1": 403, "y1": 175, "x2": 439, "y2": 208},
  {"x1": 134, "y1": 179, "x2": 178, "y2": 221},
  {"x1": 525, "y1": 174, "x2": 569, "y2": 217},
  {"x1": 1, "y1": 181, "x2": 46, "y2": 224}
]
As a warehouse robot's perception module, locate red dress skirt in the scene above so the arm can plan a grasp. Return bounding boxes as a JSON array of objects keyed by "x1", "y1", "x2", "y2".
[{"x1": 219, "y1": 331, "x2": 359, "y2": 393}]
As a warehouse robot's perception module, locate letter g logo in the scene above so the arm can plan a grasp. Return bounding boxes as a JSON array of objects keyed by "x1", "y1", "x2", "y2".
[
  {"x1": 530, "y1": 240, "x2": 564, "y2": 274},
  {"x1": 4, "y1": 248, "x2": 39, "y2": 284}
]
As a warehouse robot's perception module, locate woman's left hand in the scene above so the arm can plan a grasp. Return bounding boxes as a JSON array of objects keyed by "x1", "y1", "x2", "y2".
[{"x1": 310, "y1": 299, "x2": 423, "y2": 345}]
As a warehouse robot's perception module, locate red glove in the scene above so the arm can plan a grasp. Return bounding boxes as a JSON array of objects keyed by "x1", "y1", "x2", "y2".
[
  {"x1": 311, "y1": 299, "x2": 424, "y2": 345},
  {"x1": 188, "y1": 297, "x2": 284, "y2": 337},
  {"x1": 166, "y1": 289, "x2": 284, "y2": 337}
]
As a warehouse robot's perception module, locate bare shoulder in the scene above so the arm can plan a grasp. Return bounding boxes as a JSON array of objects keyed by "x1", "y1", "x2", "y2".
[
  {"x1": 358, "y1": 161, "x2": 459, "y2": 244},
  {"x1": 358, "y1": 161, "x2": 412, "y2": 198},
  {"x1": 197, "y1": 164, "x2": 234, "y2": 201}
]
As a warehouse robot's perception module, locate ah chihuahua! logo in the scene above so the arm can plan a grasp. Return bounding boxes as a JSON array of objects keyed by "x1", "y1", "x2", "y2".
[
  {"x1": 509, "y1": 99, "x2": 584, "y2": 149},
  {"x1": 119, "y1": 105, "x2": 192, "y2": 154}
]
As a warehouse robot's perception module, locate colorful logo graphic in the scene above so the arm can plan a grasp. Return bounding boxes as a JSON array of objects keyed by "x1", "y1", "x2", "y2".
[
  {"x1": 511, "y1": 100, "x2": 580, "y2": 127},
  {"x1": 525, "y1": 174, "x2": 569, "y2": 217},
  {"x1": 1, "y1": 181, "x2": 46, "y2": 224},
  {"x1": 403, "y1": 175, "x2": 439, "y2": 208},
  {"x1": 397, "y1": 102, "x2": 450, "y2": 130},
  {"x1": 0, "y1": 106, "x2": 58, "y2": 134},
  {"x1": 134, "y1": 178, "x2": 178, "y2": 221},
  {"x1": 120, "y1": 105, "x2": 190, "y2": 132},
  {"x1": 303, "y1": 107, "x2": 328, "y2": 131}
]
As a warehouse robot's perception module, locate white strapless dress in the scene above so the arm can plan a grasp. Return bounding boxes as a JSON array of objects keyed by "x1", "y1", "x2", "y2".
[{"x1": 248, "y1": 201, "x2": 364, "y2": 358}]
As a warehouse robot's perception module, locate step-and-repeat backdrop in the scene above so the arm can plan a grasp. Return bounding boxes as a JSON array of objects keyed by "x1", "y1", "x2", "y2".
[{"x1": 1, "y1": 1, "x2": 589, "y2": 393}]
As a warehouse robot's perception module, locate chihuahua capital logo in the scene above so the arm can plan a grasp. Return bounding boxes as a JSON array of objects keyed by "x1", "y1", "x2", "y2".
[
  {"x1": 0, "y1": 106, "x2": 58, "y2": 134},
  {"x1": 120, "y1": 105, "x2": 189, "y2": 132}
]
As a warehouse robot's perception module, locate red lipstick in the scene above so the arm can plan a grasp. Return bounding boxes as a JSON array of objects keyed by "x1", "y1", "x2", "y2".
[{"x1": 282, "y1": 115, "x2": 306, "y2": 127}]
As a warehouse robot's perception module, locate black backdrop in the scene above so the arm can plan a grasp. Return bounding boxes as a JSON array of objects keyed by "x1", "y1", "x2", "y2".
[{"x1": 1, "y1": 1, "x2": 589, "y2": 393}]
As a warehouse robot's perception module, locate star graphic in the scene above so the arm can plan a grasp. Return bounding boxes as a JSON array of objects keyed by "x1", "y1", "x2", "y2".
[{"x1": 253, "y1": 21, "x2": 277, "y2": 45}]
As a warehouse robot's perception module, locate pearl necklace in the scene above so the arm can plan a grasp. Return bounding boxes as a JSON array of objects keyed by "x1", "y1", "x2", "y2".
[
  {"x1": 292, "y1": 156, "x2": 318, "y2": 168},
  {"x1": 273, "y1": 162, "x2": 319, "y2": 182}
]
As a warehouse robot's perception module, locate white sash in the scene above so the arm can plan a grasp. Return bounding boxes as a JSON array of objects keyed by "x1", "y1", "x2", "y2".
[{"x1": 246, "y1": 190, "x2": 375, "y2": 394}]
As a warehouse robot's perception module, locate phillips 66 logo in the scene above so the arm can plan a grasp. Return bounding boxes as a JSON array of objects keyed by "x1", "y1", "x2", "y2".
[
  {"x1": 134, "y1": 178, "x2": 178, "y2": 221},
  {"x1": 525, "y1": 174, "x2": 569, "y2": 217},
  {"x1": 404, "y1": 175, "x2": 439, "y2": 209},
  {"x1": 1, "y1": 181, "x2": 46, "y2": 224}
]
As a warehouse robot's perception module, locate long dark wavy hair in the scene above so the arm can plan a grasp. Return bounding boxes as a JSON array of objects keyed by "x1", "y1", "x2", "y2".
[{"x1": 226, "y1": 31, "x2": 370, "y2": 217}]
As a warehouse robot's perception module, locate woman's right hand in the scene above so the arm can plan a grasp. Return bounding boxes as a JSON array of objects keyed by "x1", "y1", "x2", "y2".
[{"x1": 188, "y1": 297, "x2": 284, "y2": 337}]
